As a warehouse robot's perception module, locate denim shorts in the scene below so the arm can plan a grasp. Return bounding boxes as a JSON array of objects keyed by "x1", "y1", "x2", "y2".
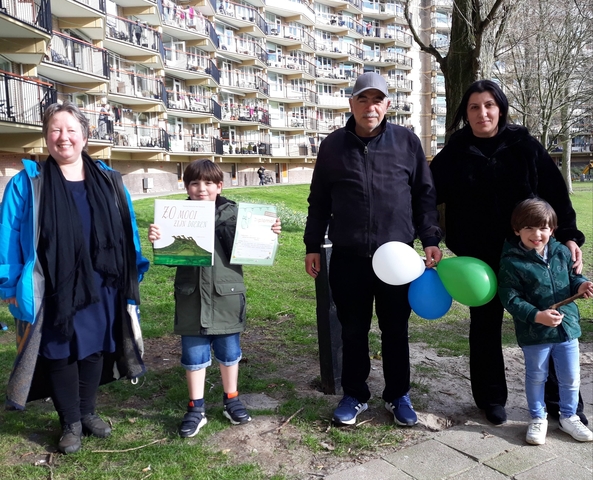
[{"x1": 180, "y1": 333, "x2": 242, "y2": 371}]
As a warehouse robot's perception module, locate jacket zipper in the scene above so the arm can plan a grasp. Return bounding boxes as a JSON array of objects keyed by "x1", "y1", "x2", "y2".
[{"x1": 363, "y1": 144, "x2": 372, "y2": 256}]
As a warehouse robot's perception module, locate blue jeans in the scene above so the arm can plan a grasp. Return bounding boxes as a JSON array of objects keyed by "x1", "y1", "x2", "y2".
[
  {"x1": 180, "y1": 333, "x2": 242, "y2": 371},
  {"x1": 522, "y1": 339, "x2": 580, "y2": 419}
]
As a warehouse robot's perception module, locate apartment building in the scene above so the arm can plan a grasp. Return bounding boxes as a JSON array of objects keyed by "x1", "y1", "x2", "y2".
[{"x1": 0, "y1": 0, "x2": 443, "y2": 194}]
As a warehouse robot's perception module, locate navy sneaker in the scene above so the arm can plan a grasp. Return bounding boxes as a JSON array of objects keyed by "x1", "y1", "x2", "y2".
[
  {"x1": 179, "y1": 407, "x2": 207, "y2": 438},
  {"x1": 223, "y1": 396, "x2": 252, "y2": 425},
  {"x1": 333, "y1": 395, "x2": 368, "y2": 425},
  {"x1": 385, "y1": 394, "x2": 418, "y2": 426}
]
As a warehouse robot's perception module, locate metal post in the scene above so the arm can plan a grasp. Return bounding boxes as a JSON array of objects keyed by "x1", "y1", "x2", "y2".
[{"x1": 314, "y1": 238, "x2": 342, "y2": 395}]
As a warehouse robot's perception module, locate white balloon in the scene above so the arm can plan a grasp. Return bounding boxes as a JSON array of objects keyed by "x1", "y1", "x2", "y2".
[{"x1": 372, "y1": 241, "x2": 426, "y2": 285}]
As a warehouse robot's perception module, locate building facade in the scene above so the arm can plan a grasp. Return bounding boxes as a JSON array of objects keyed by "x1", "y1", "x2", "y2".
[{"x1": 0, "y1": 0, "x2": 448, "y2": 194}]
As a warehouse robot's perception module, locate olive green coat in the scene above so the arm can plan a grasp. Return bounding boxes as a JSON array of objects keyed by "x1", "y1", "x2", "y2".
[{"x1": 173, "y1": 198, "x2": 246, "y2": 336}]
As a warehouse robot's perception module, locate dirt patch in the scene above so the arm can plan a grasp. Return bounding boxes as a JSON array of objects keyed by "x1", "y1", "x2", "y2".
[{"x1": 140, "y1": 335, "x2": 593, "y2": 479}]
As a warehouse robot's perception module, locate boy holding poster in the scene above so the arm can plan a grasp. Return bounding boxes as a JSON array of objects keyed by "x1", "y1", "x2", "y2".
[{"x1": 148, "y1": 160, "x2": 281, "y2": 437}]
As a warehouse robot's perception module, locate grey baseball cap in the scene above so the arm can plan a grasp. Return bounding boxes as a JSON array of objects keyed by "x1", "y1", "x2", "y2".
[{"x1": 351, "y1": 72, "x2": 388, "y2": 97}]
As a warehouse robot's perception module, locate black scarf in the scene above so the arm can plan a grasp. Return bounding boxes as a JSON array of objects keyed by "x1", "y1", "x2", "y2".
[{"x1": 38, "y1": 153, "x2": 138, "y2": 339}]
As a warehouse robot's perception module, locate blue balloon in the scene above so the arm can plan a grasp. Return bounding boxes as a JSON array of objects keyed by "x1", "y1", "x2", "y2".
[{"x1": 408, "y1": 268, "x2": 452, "y2": 320}]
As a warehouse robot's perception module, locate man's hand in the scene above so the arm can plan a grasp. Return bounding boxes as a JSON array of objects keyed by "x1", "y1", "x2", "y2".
[
  {"x1": 424, "y1": 246, "x2": 443, "y2": 268},
  {"x1": 305, "y1": 253, "x2": 321, "y2": 278}
]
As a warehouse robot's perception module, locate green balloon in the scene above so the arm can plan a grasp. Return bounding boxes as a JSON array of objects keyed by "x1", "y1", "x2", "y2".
[{"x1": 436, "y1": 257, "x2": 498, "y2": 307}]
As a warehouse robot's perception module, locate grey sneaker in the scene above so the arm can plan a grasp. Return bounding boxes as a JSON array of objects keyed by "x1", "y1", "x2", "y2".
[
  {"x1": 559, "y1": 415, "x2": 593, "y2": 442},
  {"x1": 81, "y1": 413, "x2": 112, "y2": 438},
  {"x1": 525, "y1": 417, "x2": 547, "y2": 445}
]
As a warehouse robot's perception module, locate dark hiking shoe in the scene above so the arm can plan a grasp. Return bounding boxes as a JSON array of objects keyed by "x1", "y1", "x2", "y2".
[
  {"x1": 81, "y1": 413, "x2": 112, "y2": 438},
  {"x1": 58, "y1": 421, "x2": 82, "y2": 454}
]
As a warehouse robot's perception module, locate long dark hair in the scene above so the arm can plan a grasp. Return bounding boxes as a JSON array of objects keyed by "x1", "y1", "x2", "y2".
[{"x1": 447, "y1": 80, "x2": 509, "y2": 133}]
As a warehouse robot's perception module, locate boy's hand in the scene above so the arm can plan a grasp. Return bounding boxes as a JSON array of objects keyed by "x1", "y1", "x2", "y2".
[
  {"x1": 577, "y1": 281, "x2": 593, "y2": 299},
  {"x1": 535, "y1": 309, "x2": 564, "y2": 327},
  {"x1": 271, "y1": 218, "x2": 281, "y2": 235},
  {"x1": 148, "y1": 224, "x2": 161, "y2": 243}
]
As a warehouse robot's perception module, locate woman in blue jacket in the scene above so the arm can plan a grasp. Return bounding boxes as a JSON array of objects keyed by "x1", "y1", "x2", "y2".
[{"x1": 0, "y1": 102, "x2": 149, "y2": 454}]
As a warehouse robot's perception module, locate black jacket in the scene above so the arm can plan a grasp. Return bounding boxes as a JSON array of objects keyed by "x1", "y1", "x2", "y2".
[
  {"x1": 304, "y1": 116, "x2": 441, "y2": 256},
  {"x1": 430, "y1": 124, "x2": 584, "y2": 268}
]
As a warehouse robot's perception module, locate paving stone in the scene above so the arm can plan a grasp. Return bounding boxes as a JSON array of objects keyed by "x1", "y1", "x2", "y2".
[
  {"x1": 452, "y1": 464, "x2": 510, "y2": 479},
  {"x1": 483, "y1": 445, "x2": 557, "y2": 477},
  {"x1": 515, "y1": 457, "x2": 593, "y2": 480},
  {"x1": 324, "y1": 459, "x2": 413, "y2": 480},
  {"x1": 539, "y1": 426, "x2": 593, "y2": 471},
  {"x1": 240, "y1": 393, "x2": 280, "y2": 411},
  {"x1": 383, "y1": 439, "x2": 476, "y2": 480},
  {"x1": 436, "y1": 426, "x2": 521, "y2": 462}
]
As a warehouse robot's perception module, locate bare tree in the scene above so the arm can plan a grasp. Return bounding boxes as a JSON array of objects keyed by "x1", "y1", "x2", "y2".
[
  {"x1": 495, "y1": 0, "x2": 593, "y2": 192},
  {"x1": 404, "y1": 0, "x2": 510, "y2": 133}
]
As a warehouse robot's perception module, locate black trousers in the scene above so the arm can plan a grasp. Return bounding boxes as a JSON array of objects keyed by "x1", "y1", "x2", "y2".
[
  {"x1": 469, "y1": 296, "x2": 584, "y2": 414},
  {"x1": 44, "y1": 351, "x2": 104, "y2": 426},
  {"x1": 329, "y1": 250, "x2": 411, "y2": 403}
]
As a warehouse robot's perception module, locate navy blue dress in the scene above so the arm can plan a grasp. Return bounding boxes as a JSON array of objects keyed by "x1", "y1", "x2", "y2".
[{"x1": 40, "y1": 180, "x2": 118, "y2": 360}]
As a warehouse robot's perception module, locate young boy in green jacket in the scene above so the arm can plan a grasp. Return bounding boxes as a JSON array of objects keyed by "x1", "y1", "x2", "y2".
[
  {"x1": 149, "y1": 160, "x2": 281, "y2": 437},
  {"x1": 498, "y1": 198, "x2": 593, "y2": 445}
]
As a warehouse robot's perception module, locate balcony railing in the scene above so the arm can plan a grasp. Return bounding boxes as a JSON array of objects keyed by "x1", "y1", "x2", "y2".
[
  {"x1": 220, "y1": 37, "x2": 267, "y2": 63},
  {"x1": 267, "y1": 55, "x2": 316, "y2": 77},
  {"x1": 386, "y1": 78, "x2": 413, "y2": 90},
  {"x1": 216, "y1": 1, "x2": 267, "y2": 34},
  {"x1": 268, "y1": 25, "x2": 316, "y2": 50},
  {"x1": 106, "y1": 14, "x2": 163, "y2": 54},
  {"x1": 110, "y1": 68, "x2": 164, "y2": 100},
  {"x1": 45, "y1": 32, "x2": 109, "y2": 78},
  {"x1": 1, "y1": 0, "x2": 51, "y2": 33},
  {"x1": 317, "y1": 118, "x2": 345, "y2": 131},
  {"x1": 75, "y1": 0, "x2": 105, "y2": 13},
  {"x1": 164, "y1": 47, "x2": 220, "y2": 83},
  {"x1": 169, "y1": 134, "x2": 214, "y2": 154},
  {"x1": 162, "y1": 7, "x2": 209, "y2": 36},
  {"x1": 221, "y1": 103, "x2": 270, "y2": 126},
  {"x1": 167, "y1": 90, "x2": 213, "y2": 114},
  {"x1": 111, "y1": 123, "x2": 169, "y2": 150},
  {"x1": 0, "y1": 71, "x2": 56, "y2": 126},
  {"x1": 268, "y1": 85, "x2": 317, "y2": 103}
]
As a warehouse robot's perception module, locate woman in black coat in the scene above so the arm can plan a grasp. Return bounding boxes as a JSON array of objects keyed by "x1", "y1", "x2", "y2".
[{"x1": 430, "y1": 80, "x2": 586, "y2": 426}]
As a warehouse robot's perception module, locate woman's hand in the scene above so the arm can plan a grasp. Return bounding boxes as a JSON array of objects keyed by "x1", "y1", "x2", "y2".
[
  {"x1": 148, "y1": 224, "x2": 161, "y2": 243},
  {"x1": 565, "y1": 240, "x2": 583, "y2": 274},
  {"x1": 535, "y1": 309, "x2": 564, "y2": 327},
  {"x1": 271, "y1": 218, "x2": 281, "y2": 235}
]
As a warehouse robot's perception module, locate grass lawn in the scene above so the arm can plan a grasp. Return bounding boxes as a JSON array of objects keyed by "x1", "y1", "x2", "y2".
[{"x1": 0, "y1": 182, "x2": 591, "y2": 479}]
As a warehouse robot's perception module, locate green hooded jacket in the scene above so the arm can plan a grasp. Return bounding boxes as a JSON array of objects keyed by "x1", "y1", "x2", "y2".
[{"x1": 498, "y1": 237, "x2": 587, "y2": 347}]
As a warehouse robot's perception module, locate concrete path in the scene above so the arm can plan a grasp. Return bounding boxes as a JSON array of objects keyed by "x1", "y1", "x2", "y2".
[{"x1": 325, "y1": 410, "x2": 593, "y2": 480}]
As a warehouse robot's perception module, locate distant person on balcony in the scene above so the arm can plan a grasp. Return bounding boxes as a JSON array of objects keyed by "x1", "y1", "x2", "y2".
[
  {"x1": 304, "y1": 72, "x2": 442, "y2": 428},
  {"x1": 134, "y1": 21, "x2": 143, "y2": 45},
  {"x1": 98, "y1": 100, "x2": 112, "y2": 140},
  {"x1": 366, "y1": 22, "x2": 372, "y2": 36},
  {"x1": 0, "y1": 101, "x2": 149, "y2": 454},
  {"x1": 430, "y1": 79, "x2": 587, "y2": 427}
]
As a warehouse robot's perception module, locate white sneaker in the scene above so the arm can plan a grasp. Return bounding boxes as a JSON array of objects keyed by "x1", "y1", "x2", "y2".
[
  {"x1": 526, "y1": 417, "x2": 547, "y2": 445},
  {"x1": 559, "y1": 414, "x2": 593, "y2": 442}
]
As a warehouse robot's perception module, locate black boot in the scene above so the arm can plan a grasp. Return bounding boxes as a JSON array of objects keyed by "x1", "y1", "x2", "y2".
[{"x1": 58, "y1": 421, "x2": 82, "y2": 454}]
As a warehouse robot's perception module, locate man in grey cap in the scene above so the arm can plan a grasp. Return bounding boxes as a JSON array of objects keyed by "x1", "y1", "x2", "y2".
[{"x1": 304, "y1": 72, "x2": 442, "y2": 427}]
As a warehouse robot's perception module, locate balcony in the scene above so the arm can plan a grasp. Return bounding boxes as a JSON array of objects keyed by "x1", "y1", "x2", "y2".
[
  {"x1": 169, "y1": 133, "x2": 214, "y2": 154},
  {"x1": 164, "y1": 47, "x2": 220, "y2": 85},
  {"x1": 267, "y1": 25, "x2": 316, "y2": 52},
  {"x1": 0, "y1": 0, "x2": 51, "y2": 64},
  {"x1": 49, "y1": 0, "x2": 106, "y2": 40},
  {"x1": 219, "y1": 70, "x2": 269, "y2": 97},
  {"x1": 221, "y1": 103, "x2": 270, "y2": 126},
  {"x1": 216, "y1": 1, "x2": 267, "y2": 37},
  {"x1": 317, "y1": 94, "x2": 350, "y2": 109},
  {"x1": 264, "y1": 0, "x2": 315, "y2": 26},
  {"x1": 270, "y1": 135, "x2": 318, "y2": 157},
  {"x1": 219, "y1": 37, "x2": 267, "y2": 65},
  {"x1": 267, "y1": 85, "x2": 317, "y2": 105},
  {"x1": 317, "y1": 118, "x2": 345, "y2": 132},
  {"x1": 266, "y1": 55, "x2": 316, "y2": 78},
  {"x1": 111, "y1": 123, "x2": 169, "y2": 151},
  {"x1": 38, "y1": 32, "x2": 109, "y2": 87},
  {"x1": 316, "y1": 41, "x2": 364, "y2": 63},
  {"x1": 166, "y1": 90, "x2": 214, "y2": 118},
  {"x1": 0, "y1": 71, "x2": 56, "y2": 136},
  {"x1": 315, "y1": 12, "x2": 364, "y2": 37},
  {"x1": 161, "y1": 8, "x2": 215, "y2": 45},
  {"x1": 386, "y1": 77, "x2": 413, "y2": 91},
  {"x1": 388, "y1": 101, "x2": 413, "y2": 114},
  {"x1": 109, "y1": 67, "x2": 165, "y2": 107},
  {"x1": 363, "y1": 51, "x2": 412, "y2": 69},
  {"x1": 105, "y1": 14, "x2": 164, "y2": 68}
]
